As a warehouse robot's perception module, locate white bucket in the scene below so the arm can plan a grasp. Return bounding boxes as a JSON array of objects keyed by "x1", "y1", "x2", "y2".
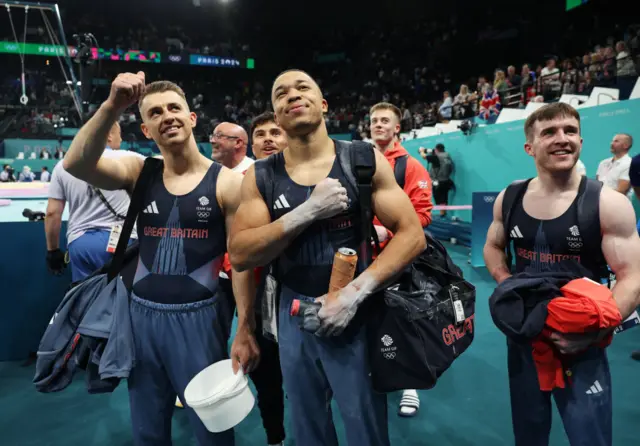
[{"x1": 184, "y1": 359, "x2": 255, "y2": 433}]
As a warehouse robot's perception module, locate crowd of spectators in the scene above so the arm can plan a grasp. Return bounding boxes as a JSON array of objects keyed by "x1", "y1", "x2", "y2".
[{"x1": 0, "y1": 1, "x2": 639, "y2": 144}]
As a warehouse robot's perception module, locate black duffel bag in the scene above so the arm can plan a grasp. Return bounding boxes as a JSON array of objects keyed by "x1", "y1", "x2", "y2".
[
  {"x1": 340, "y1": 141, "x2": 477, "y2": 393},
  {"x1": 367, "y1": 233, "x2": 476, "y2": 393}
]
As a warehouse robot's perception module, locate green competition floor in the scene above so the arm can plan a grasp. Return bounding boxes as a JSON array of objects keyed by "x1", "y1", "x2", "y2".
[{"x1": 1, "y1": 245, "x2": 638, "y2": 445}]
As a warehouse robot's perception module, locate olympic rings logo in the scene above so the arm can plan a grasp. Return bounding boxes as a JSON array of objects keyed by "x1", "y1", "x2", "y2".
[
  {"x1": 197, "y1": 212, "x2": 210, "y2": 219},
  {"x1": 383, "y1": 352, "x2": 396, "y2": 360},
  {"x1": 568, "y1": 242, "x2": 583, "y2": 249},
  {"x1": 484, "y1": 196, "x2": 496, "y2": 203},
  {"x1": 169, "y1": 55, "x2": 182, "y2": 62}
]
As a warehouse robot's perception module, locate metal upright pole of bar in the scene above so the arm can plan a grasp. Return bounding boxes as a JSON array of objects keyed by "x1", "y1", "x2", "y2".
[{"x1": 53, "y1": 3, "x2": 82, "y2": 114}]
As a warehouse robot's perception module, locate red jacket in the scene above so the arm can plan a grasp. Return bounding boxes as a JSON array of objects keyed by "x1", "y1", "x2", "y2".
[
  {"x1": 533, "y1": 278, "x2": 622, "y2": 391},
  {"x1": 373, "y1": 142, "x2": 433, "y2": 250}
]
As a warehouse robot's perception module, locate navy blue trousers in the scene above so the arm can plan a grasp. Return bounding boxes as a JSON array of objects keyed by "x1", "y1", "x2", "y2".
[
  {"x1": 508, "y1": 341, "x2": 612, "y2": 446},
  {"x1": 278, "y1": 286, "x2": 389, "y2": 446},
  {"x1": 128, "y1": 294, "x2": 235, "y2": 446}
]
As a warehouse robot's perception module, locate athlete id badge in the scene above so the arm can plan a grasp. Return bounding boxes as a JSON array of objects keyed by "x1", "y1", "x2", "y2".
[{"x1": 106, "y1": 225, "x2": 122, "y2": 253}]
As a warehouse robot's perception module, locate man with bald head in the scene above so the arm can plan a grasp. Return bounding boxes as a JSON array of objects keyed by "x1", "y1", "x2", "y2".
[
  {"x1": 229, "y1": 69, "x2": 425, "y2": 445},
  {"x1": 596, "y1": 133, "x2": 634, "y2": 197},
  {"x1": 210, "y1": 122, "x2": 254, "y2": 173}
]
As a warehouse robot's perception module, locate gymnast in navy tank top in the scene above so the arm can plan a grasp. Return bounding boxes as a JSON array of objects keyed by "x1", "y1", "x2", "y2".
[
  {"x1": 268, "y1": 149, "x2": 366, "y2": 298},
  {"x1": 132, "y1": 162, "x2": 228, "y2": 304}
]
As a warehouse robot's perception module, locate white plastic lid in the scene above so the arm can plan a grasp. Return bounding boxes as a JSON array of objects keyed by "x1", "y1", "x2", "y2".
[{"x1": 186, "y1": 366, "x2": 248, "y2": 408}]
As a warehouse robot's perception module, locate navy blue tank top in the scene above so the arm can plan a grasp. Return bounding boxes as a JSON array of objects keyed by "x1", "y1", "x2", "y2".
[
  {"x1": 132, "y1": 162, "x2": 227, "y2": 304},
  {"x1": 269, "y1": 150, "x2": 366, "y2": 297},
  {"x1": 509, "y1": 177, "x2": 603, "y2": 280}
]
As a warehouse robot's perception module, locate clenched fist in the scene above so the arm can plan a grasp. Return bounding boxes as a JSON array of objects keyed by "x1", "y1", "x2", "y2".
[
  {"x1": 105, "y1": 71, "x2": 146, "y2": 113},
  {"x1": 307, "y1": 178, "x2": 350, "y2": 221}
]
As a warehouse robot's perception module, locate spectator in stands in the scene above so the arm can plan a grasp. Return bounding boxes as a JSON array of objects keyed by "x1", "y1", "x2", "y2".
[
  {"x1": 493, "y1": 70, "x2": 508, "y2": 93},
  {"x1": 19, "y1": 166, "x2": 36, "y2": 182},
  {"x1": 521, "y1": 64, "x2": 534, "y2": 85},
  {"x1": 540, "y1": 58, "x2": 561, "y2": 100},
  {"x1": 596, "y1": 133, "x2": 633, "y2": 197},
  {"x1": 369, "y1": 102, "x2": 433, "y2": 418},
  {"x1": 54, "y1": 146, "x2": 65, "y2": 160},
  {"x1": 476, "y1": 76, "x2": 488, "y2": 93},
  {"x1": 561, "y1": 60, "x2": 579, "y2": 94},
  {"x1": 0, "y1": 164, "x2": 16, "y2": 182},
  {"x1": 602, "y1": 46, "x2": 616, "y2": 78},
  {"x1": 250, "y1": 112, "x2": 287, "y2": 160},
  {"x1": 438, "y1": 91, "x2": 453, "y2": 121},
  {"x1": 39, "y1": 148, "x2": 51, "y2": 159},
  {"x1": 588, "y1": 52, "x2": 602, "y2": 80},
  {"x1": 401, "y1": 106, "x2": 413, "y2": 132},
  {"x1": 210, "y1": 122, "x2": 254, "y2": 173},
  {"x1": 615, "y1": 41, "x2": 637, "y2": 77},
  {"x1": 507, "y1": 65, "x2": 521, "y2": 87},
  {"x1": 520, "y1": 64, "x2": 536, "y2": 106},
  {"x1": 40, "y1": 166, "x2": 51, "y2": 182},
  {"x1": 453, "y1": 85, "x2": 475, "y2": 119},
  {"x1": 580, "y1": 54, "x2": 592, "y2": 73},
  {"x1": 578, "y1": 71, "x2": 595, "y2": 95},
  {"x1": 479, "y1": 84, "x2": 501, "y2": 122}
]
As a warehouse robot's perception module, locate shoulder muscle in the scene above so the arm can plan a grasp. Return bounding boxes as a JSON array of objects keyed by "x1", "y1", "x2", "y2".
[
  {"x1": 217, "y1": 166, "x2": 244, "y2": 214},
  {"x1": 485, "y1": 189, "x2": 508, "y2": 248},
  {"x1": 600, "y1": 188, "x2": 637, "y2": 237},
  {"x1": 229, "y1": 164, "x2": 272, "y2": 237},
  {"x1": 599, "y1": 187, "x2": 640, "y2": 275},
  {"x1": 372, "y1": 148, "x2": 398, "y2": 188}
]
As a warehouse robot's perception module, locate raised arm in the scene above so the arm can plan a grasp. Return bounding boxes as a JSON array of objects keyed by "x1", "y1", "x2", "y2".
[
  {"x1": 229, "y1": 164, "x2": 348, "y2": 272},
  {"x1": 600, "y1": 188, "x2": 640, "y2": 319},
  {"x1": 483, "y1": 189, "x2": 512, "y2": 284},
  {"x1": 218, "y1": 167, "x2": 260, "y2": 374},
  {"x1": 63, "y1": 72, "x2": 146, "y2": 191}
]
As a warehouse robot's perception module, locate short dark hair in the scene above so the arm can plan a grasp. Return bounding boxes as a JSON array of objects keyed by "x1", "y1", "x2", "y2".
[
  {"x1": 369, "y1": 102, "x2": 402, "y2": 122},
  {"x1": 251, "y1": 112, "x2": 277, "y2": 137},
  {"x1": 524, "y1": 103, "x2": 581, "y2": 141},
  {"x1": 138, "y1": 81, "x2": 187, "y2": 110},
  {"x1": 435, "y1": 143, "x2": 445, "y2": 152},
  {"x1": 271, "y1": 69, "x2": 321, "y2": 97}
]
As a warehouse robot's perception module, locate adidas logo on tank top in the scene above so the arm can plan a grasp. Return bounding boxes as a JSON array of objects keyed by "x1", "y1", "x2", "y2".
[
  {"x1": 273, "y1": 194, "x2": 290, "y2": 210},
  {"x1": 510, "y1": 225, "x2": 524, "y2": 239},
  {"x1": 143, "y1": 201, "x2": 159, "y2": 214}
]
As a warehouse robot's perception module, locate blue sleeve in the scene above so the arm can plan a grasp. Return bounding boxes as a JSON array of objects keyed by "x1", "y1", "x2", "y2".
[{"x1": 630, "y1": 155, "x2": 640, "y2": 187}]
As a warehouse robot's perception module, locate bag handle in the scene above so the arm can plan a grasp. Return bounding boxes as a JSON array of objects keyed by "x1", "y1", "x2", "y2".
[{"x1": 107, "y1": 157, "x2": 162, "y2": 281}]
